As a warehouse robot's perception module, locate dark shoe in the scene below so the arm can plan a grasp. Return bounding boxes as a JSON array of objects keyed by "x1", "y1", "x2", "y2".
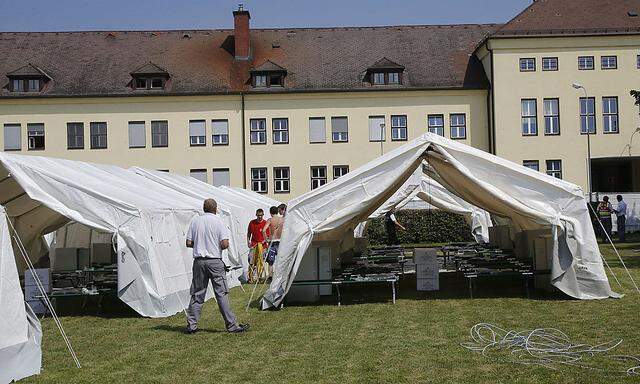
[
  {"x1": 185, "y1": 328, "x2": 198, "y2": 334},
  {"x1": 228, "y1": 323, "x2": 250, "y2": 333}
]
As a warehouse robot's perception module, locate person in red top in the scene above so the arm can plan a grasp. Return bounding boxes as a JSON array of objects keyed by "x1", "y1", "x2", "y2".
[{"x1": 247, "y1": 209, "x2": 268, "y2": 282}]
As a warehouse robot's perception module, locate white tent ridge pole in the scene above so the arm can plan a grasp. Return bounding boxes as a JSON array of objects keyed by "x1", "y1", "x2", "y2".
[
  {"x1": 587, "y1": 204, "x2": 640, "y2": 294},
  {"x1": 5, "y1": 214, "x2": 81, "y2": 368}
]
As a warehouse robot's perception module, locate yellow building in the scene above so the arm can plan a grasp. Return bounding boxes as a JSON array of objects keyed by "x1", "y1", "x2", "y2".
[{"x1": 2, "y1": 1, "x2": 640, "y2": 199}]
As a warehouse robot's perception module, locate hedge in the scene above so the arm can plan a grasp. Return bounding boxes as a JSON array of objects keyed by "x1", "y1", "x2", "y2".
[{"x1": 363, "y1": 209, "x2": 473, "y2": 245}]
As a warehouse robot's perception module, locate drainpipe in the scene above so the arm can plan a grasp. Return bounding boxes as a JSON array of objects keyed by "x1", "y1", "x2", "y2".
[
  {"x1": 487, "y1": 42, "x2": 497, "y2": 155},
  {"x1": 241, "y1": 92, "x2": 247, "y2": 188}
]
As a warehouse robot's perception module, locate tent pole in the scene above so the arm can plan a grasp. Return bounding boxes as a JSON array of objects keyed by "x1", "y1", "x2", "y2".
[
  {"x1": 587, "y1": 204, "x2": 639, "y2": 294},
  {"x1": 5, "y1": 213, "x2": 81, "y2": 368}
]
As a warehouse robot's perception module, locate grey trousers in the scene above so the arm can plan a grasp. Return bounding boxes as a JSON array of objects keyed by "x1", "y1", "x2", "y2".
[{"x1": 187, "y1": 258, "x2": 240, "y2": 332}]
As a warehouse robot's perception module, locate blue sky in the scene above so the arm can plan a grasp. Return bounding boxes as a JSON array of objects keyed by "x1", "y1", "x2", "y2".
[{"x1": 0, "y1": 0, "x2": 531, "y2": 31}]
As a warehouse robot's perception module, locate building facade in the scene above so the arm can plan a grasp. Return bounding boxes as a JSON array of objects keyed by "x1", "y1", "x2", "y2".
[{"x1": 1, "y1": 1, "x2": 640, "y2": 199}]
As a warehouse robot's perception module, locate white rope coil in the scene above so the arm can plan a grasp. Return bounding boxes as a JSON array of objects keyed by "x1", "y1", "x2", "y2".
[{"x1": 461, "y1": 323, "x2": 640, "y2": 376}]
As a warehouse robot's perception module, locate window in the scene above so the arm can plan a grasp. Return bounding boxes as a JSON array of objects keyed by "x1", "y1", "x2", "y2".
[
  {"x1": 371, "y1": 71, "x2": 401, "y2": 85},
  {"x1": 274, "y1": 167, "x2": 290, "y2": 193},
  {"x1": 212, "y1": 119, "x2": 229, "y2": 145},
  {"x1": 391, "y1": 115, "x2": 407, "y2": 141},
  {"x1": 368, "y1": 116, "x2": 385, "y2": 142},
  {"x1": 151, "y1": 120, "x2": 168, "y2": 147},
  {"x1": 519, "y1": 58, "x2": 536, "y2": 72},
  {"x1": 28, "y1": 79, "x2": 40, "y2": 92},
  {"x1": 578, "y1": 56, "x2": 594, "y2": 70},
  {"x1": 272, "y1": 118, "x2": 289, "y2": 144},
  {"x1": 542, "y1": 57, "x2": 558, "y2": 71},
  {"x1": 255, "y1": 75, "x2": 267, "y2": 87},
  {"x1": 27, "y1": 123, "x2": 44, "y2": 150},
  {"x1": 90, "y1": 122, "x2": 107, "y2": 149},
  {"x1": 311, "y1": 166, "x2": 327, "y2": 190},
  {"x1": 212, "y1": 168, "x2": 230, "y2": 187},
  {"x1": 427, "y1": 115, "x2": 444, "y2": 136},
  {"x1": 128, "y1": 121, "x2": 146, "y2": 148},
  {"x1": 331, "y1": 117, "x2": 348, "y2": 142},
  {"x1": 309, "y1": 117, "x2": 326, "y2": 143},
  {"x1": 250, "y1": 119, "x2": 267, "y2": 144},
  {"x1": 150, "y1": 78, "x2": 164, "y2": 88},
  {"x1": 546, "y1": 160, "x2": 562, "y2": 179},
  {"x1": 3, "y1": 124, "x2": 21, "y2": 151},
  {"x1": 269, "y1": 74, "x2": 283, "y2": 87},
  {"x1": 602, "y1": 97, "x2": 619, "y2": 134},
  {"x1": 601, "y1": 56, "x2": 617, "y2": 69},
  {"x1": 189, "y1": 120, "x2": 206, "y2": 146},
  {"x1": 523, "y1": 160, "x2": 540, "y2": 171},
  {"x1": 189, "y1": 169, "x2": 207, "y2": 183},
  {"x1": 133, "y1": 77, "x2": 165, "y2": 90},
  {"x1": 388, "y1": 72, "x2": 400, "y2": 84},
  {"x1": 637, "y1": 54, "x2": 640, "y2": 69},
  {"x1": 373, "y1": 72, "x2": 385, "y2": 85},
  {"x1": 543, "y1": 98, "x2": 560, "y2": 135},
  {"x1": 333, "y1": 165, "x2": 349, "y2": 179},
  {"x1": 12, "y1": 79, "x2": 24, "y2": 92},
  {"x1": 450, "y1": 114, "x2": 466, "y2": 139},
  {"x1": 251, "y1": 168, "x2": 268, "y2": 193},
  {"x1": 10, "y1": 78, "x2": 42, "y2": 92},
  {"x1": 135, "y1": 78, "x2": 147, "y2": 88},
  {"x1": 521, "y1": 99, "x2": 538, "y2": 136},
  {"x1": 67, "y1": 122, "x2": 84, "y2": 149},
  {"x1": 580, "y1": 97, "x2": 596, "y2": 134}
]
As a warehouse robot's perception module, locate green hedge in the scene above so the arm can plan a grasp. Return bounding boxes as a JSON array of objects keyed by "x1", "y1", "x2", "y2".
[{"x1": 363, "y1": 210, "x2": 473, "y2": 245}]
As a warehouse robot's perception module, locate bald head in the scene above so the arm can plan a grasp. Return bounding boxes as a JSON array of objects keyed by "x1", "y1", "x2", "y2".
[{"x1": 203, "y1": 198, "x2": 217, "y2": 214}]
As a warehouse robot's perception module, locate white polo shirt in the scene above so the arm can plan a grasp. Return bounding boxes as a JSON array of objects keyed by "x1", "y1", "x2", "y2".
[{"x1": 186, "y1": 213, "x2": 230, "y2": 259}]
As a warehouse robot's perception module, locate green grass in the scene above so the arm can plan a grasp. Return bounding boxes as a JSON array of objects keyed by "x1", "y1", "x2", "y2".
[{"x1": 23, "y1": 240, "x2": 640, "y2": 384}]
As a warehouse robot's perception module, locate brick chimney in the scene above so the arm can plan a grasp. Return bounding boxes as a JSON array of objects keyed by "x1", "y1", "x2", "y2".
[{"x1": 233, "y1": 5, "x2": 251, "y2": 60}]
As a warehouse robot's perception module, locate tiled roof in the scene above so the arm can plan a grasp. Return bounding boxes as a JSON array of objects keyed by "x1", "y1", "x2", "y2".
[
  {"x1": 495, "y1": 0, "x2": 640, "y2": 37},
  {"x1": 6, "y1": 63, "x2": 49, "y2": 78},
  {"x1": 0, "y1": 24, "x2": 498, "y2": 98},
  {"x1": 130, "y1": 62, "x2": 169, "y2": 76},
  {"x1": 251, "y1": 60, "x2": 286, "y2": 72},
  {"x1": 368, "y1": 57, "x2": 405, "y2": 70}
]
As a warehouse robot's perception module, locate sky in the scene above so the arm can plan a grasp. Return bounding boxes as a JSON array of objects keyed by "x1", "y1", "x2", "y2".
[{"x1": 0, "y1": 0, "x2": 532, "y2": 32}]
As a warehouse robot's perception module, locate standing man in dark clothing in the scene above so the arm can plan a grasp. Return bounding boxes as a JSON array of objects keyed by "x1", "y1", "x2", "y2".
[
  {"x1": 614, "y1": 195, "x2": 627, "y2": 243},
  {"x1": 597, "y1": 196, "x2": 614, "y2": 242},
  {"x1": 384, "y1": 210, "x2": 406, "y2": 246}
]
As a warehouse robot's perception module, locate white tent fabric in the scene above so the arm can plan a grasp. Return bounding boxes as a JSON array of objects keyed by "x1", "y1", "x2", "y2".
[
  {"x1": 353, "y1": 168, "x2": 492, "y2": 243},
  {"x1": 0, "y1": 153, "x2": 241, "y2": 318},
  {"x1": 131, "y1": 168, "x2": 281, "y2": 279},
  {"x1": 0, "y1": 205, "x2": 42, "y2": 383},
  {"x1": 261, "y1": 133, "x2": 616, "y2": 309}
]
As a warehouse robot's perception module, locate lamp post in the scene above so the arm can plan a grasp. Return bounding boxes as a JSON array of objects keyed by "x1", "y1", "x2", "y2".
[
  {"x1": 379, "y1": 122, "x2": 385, "y2": 156},
  {"x1": 572, "y1": 83, "x2": 593, "y2": 202}
]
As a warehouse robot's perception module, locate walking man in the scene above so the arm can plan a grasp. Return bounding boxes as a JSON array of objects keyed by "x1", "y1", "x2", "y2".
[
  {"x1": 262, "y1": 206, "x2": 284, "y2": 277},
  {"x1": 614, "y1": 195, "x2": 627, "y2": 243},
  {"x1": 597, "y1": 196, "x2": 614, "y2": 242},
  {"x1": 186, "y1": 198, "x2": 249, "y2": 334}
]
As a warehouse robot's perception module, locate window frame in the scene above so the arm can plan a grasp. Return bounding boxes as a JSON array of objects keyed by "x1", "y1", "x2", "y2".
[
  {"x1": 601, "y1": 55, "x2": 618, "y2": 70},
  {"x1": 427, "y1": 114, "x2": 445, "y2": 137},
  {"x1": 543, "y1": 98, "x2": 560, "y2": 136},
  {"x1": 66, "y1": 122, "x2": 85, "y2": 150},
  {"x1": 128, "y1": 121, "x2": 146, "y2": 148},
  {"x1": 523, "y1": 160, "x2": 540, "y2": 171},
  {"x1": 273, "y1": 166, "x2": 290, "y2": 194},
  {"x1": 578, "y1": 56, "x2": 595, "y2": 70},
  {"x1": 333, "y1": 165, "x2": 349, "y2": 180},
  {"x1": 331, "y1": 117, "x2": 349, "y2": 143},
  {"x1": 579, "y1": 97, "x2": 596, "y2": 135},
  {"x1": 272, "y1": 118, "x2": 289, "y2": 144},
  {"x1": 546, "y1": 160, "x2": 562, "y2": 179},
  {"x1": 310, "y1": 166, "x2": 328, "y2": 190},
  {"x1": 521, "y1": 99, "x2": 538, "y2": 136},
  {"x1": 27, "y1": 123, "x2": 45, "y2": 151},
  {"x1": 390, "y1": 115, "x2": 408, "y2": 141},
  {"x1": 249, "y1": 118, "x2": 267, "y2": 145},
  {"x1": 189, "y1": 168, "x2": 208, "y2": 183},
  {"x1": 189, "y1": 120, "x2": 206, "y2": 147},
  {"x1": 250, "y1": 167, "x2": 268, "y2": 194},
  {"x1": 151, "y1": 120, "x2": 169, "y2": 148},
  {"x1": 212, "y1": 119, "x2": 230, "y2": 146},
  {"x1": 449, "y1": 113, "x2": 467, "y2": 140},
  {"x1": 602, "y1": 96, "x2": 619, "y2": 134},
  {"x1": 519, "y1": 58, "x2": 536, "y2": 72},
  {"x1": 212, "y1": 168, "x2": 230, "y2": 187},
  {"x1": 309, "y1": 117, "x2": 326, "y2": 144},
  {"x1": 541, "y1": 57, "x2": 558, "y2": 71},
  {"x1": 368, "y1": 115, "x2": 386, "y2": 142},
  {"x1": 89, "y1": 122, "x2": 108, "y2": 149},
  {"x1": 10, "y1": 78, "x2": 42, "y2": 93},
  {"x1": 3, "y1": 123, "x2": 22, "y2": 151}
]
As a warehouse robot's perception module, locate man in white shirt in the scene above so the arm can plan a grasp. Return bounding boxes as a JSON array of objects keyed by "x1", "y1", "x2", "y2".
[
  {"x1": 185, "y1": 198, "x2": 249, "y2": 334},
  {"x1": 614, "y1": 195, "x2": 627, "y2": 243}
]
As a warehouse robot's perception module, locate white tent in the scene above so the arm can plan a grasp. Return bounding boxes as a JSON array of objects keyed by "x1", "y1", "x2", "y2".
[
  {"x1": 354, "y1": 166, "x2": 492, "y2": 243},
  {"x1": 131, "y1": 167, "x2": 281, "y2": 279},
  {"x1": 262, "y1": 133, "x2": 617, "y2": 308},
  {"x1": 0, "y1": 205, "x2": 42, "y2": 383},
  {"x1": 0, "y1": 153, "x2": 242, "y2": 318}
]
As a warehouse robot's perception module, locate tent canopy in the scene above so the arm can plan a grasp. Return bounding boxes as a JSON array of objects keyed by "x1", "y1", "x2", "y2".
[{"x1": 261, "y1": 133, "x2": 616, "y2": 309}]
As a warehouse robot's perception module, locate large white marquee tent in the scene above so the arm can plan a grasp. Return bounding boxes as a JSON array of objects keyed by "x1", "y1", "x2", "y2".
[{"x1": 261, "y1": 133, "x2": 618, "y2": 309}]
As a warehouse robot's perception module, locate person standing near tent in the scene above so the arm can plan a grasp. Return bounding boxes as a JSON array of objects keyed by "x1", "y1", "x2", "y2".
[
  {"x1": 614, "y1": 195, "x2": 627, "y2": 243},
  {"x1": 278, "y1": 203, "x2": 287, "y2": 217},
  {"x1": 384, "y1": 210, "x2": 405, "y2": 246},
  {"x1": 186, "y1": 198, "x2": 249, "y2": 334},
  {"x1": 247, "y1": 208, "x2": 268, "y2": 283},
  {"x1": 597, "y1": 196, "x2": 614, "y2": 242},
  {"x1": 262, "y1": 206, "x2": 284, "y2": 277}
]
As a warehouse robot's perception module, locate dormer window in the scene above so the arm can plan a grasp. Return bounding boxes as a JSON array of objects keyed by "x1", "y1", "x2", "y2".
[
  {"x1": 366, "y1": 57, "x2": 405, "y2": 86},
  {"x1": 6, "y1": 64, "x2": 50, "y2": 93},
  {"x1": 130, "y1": 62, "x2": 170, "y2": 91},
  {"x1": 250, "y1": 60, "x2": 287, "y2": 89}
]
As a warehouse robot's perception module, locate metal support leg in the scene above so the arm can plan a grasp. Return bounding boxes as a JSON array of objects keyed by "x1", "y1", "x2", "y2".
[
  {"x1": 392, "y1": 281, "x2": 396, "y2": 304},
  {"x1": 468, "y1": 277, "x2": 474, "y2": 299},
  {"x1": 336, "y1": 284, "x2": 341, "y2": 307}
]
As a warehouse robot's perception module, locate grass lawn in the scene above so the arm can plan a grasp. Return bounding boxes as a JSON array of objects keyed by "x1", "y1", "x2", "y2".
[{"x1": 22, "y1": 239, "x2": 640, "y2": 384}]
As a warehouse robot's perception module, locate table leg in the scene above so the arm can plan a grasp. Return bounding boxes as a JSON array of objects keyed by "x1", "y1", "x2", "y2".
[
  {"x1": 525, "y1": 277, "x2": 531, "y2": 299},
  {"x1": 392, "y1": 281, "x2": 396, "y2": 304},
  {"x1": 468, "y1": 278, "x2": 474, "y2": 299},
  {"x1": 336, "y1": 285, "x2": 341, "y2": 307}
]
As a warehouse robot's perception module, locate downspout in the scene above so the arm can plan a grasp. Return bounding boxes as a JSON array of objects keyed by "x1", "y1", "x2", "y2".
[
  {"x1": 488, "y1": 42, "x2": 497, "y2": 155},
  {"x1": 241, "y1": 92, "x2": 247, "y2": 188}
]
